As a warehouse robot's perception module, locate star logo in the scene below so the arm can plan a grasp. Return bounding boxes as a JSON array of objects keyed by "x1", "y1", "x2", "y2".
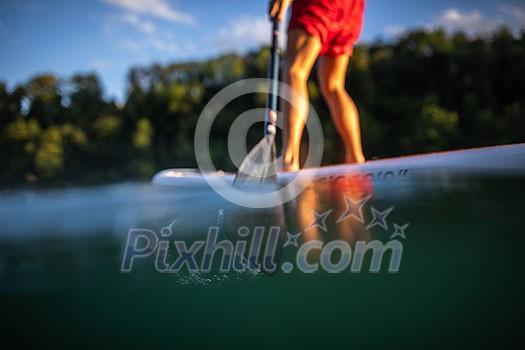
[
  {"x1": 283, "y1": 231, "x2": 301, "y2": 247},
  {"x1": 366, "y1": 207, "x2": 393, "y2": 230},
  {"x1": 337, "y1": 194, "x2": 371, "y2": 224},
  {"x1": 390, "y1": 223, "x2": 409, "y2": 239},
  {"x1": 306, "y1": 209, "x2": 333, "y2": 232}
]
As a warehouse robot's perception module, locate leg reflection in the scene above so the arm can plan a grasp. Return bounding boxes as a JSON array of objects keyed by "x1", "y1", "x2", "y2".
[{"x1": 285, "y1": 172, "x2": 374, "y2": 247}]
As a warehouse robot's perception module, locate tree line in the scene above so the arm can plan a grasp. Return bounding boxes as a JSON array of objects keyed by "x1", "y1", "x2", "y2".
[{"x1": 1, "y1": 26, "x2": 524, "y2": 189}]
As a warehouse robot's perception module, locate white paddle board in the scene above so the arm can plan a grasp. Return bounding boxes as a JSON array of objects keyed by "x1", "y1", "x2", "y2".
[{"x1": 152, "y1": 143, "x2": 525, "y2": 188}]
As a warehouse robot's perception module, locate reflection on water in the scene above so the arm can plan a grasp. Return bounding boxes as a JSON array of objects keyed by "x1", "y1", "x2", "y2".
[
  {"x1": 1, "y1": 169, "x2": 524, "y2": 348},
  {"x1": 285, "y1": 173, "x2": 374, "y2": 244}
]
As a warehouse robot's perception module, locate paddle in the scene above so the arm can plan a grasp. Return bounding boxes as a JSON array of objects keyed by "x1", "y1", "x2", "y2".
[
  {"x1": 233, "y1": 17, "x2": 281, "y2": 185},
  {"x1": 222, "y1": 17, "x2": 285, "y2": 276}
]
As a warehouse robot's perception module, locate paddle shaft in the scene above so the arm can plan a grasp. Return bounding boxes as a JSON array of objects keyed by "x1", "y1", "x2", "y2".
[{"x1": 265, "y1": 18, "x2": 281, "y2": 136}]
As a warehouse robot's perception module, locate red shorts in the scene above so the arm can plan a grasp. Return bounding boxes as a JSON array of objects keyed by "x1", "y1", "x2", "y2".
[{"x1": 288, "y1": 0, "x2": 365, "y2": 56}]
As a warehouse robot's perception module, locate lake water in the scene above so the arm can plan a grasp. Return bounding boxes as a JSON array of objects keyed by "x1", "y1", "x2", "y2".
[{"x1": 1, "y1": 169, "x2": 524, "y2": 348}]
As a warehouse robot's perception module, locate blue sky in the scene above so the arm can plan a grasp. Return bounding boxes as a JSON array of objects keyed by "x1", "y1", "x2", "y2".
[{"x1": 1, "y1": 0, "x2": 524, "y2": 102}]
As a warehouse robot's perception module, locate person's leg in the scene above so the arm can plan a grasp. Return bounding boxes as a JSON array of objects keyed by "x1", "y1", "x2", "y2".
[
  {"x1": 317, "y1": 55, "x2": 365, "y2": 164},
  {"x1": 281, "y1": 29, "x2": 322, "y2": 172}
]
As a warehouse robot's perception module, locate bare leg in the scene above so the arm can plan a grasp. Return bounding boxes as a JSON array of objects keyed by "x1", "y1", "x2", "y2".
[
  {"x1": 317, "y1": 55, "x2": 365, "y2": 164},
  {"x1": 281, "y1": 29, "x2": 322, "y2": 172}
]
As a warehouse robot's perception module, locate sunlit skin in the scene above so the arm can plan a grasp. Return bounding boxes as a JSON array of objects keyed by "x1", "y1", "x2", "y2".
[{"x1": 269, "y1": 0, "x2": 365, "y2": 172}]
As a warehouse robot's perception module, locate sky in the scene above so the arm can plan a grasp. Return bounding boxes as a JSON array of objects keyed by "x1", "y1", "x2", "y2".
[{"x1": 0, "y1": 0, "x2": 524, "y2": 102}]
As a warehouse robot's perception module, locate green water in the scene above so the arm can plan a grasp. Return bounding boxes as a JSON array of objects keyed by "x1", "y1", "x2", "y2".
[{"x1": 1, "y1": 173, "x2": 524, "y2": 348}]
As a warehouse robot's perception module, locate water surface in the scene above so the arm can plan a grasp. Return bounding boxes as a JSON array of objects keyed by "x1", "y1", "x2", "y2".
[{"x1": 1, "y1": 170, "x2": 524, "y2": 348}]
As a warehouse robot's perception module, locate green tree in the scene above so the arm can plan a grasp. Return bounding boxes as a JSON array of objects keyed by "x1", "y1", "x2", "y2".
[{"x1": 25, "y1": 74, "x2": 65, "y2": 128}]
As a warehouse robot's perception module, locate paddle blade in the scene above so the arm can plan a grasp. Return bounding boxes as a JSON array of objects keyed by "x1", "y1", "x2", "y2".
[{"x1": 233, "y1": 132, "x2": 278, "y2": 186}]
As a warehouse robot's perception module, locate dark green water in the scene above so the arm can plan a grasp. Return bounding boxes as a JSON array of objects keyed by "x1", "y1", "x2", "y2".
[{"x1": 1, "y1": 171, "x2": 524, "y2": 348}]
